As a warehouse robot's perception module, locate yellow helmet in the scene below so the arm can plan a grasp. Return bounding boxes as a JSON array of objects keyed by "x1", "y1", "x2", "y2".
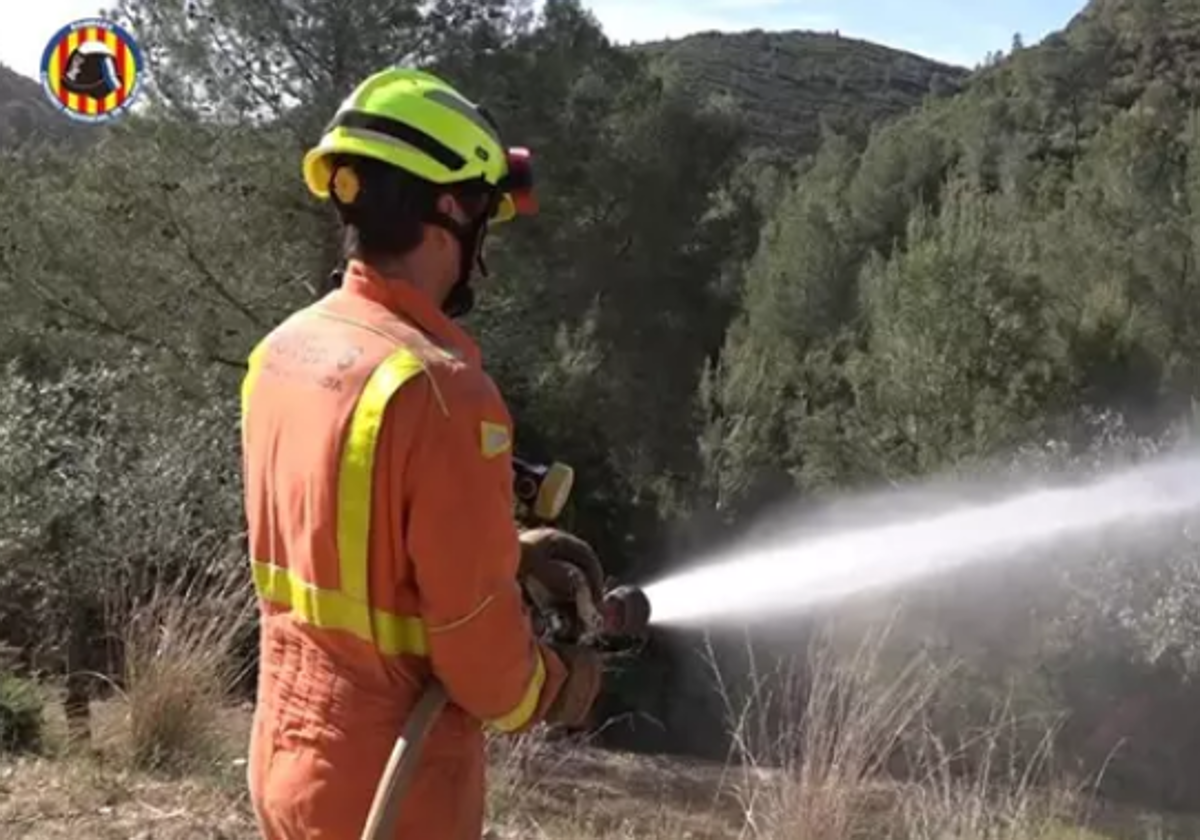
[{"x1": 302, "y1": 67, "x2": 536, "y2": 224}]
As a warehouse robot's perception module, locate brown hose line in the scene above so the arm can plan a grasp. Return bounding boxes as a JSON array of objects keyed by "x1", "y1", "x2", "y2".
[{"x1": 359, "y1": 681, "x2": 449, "y2": 840}]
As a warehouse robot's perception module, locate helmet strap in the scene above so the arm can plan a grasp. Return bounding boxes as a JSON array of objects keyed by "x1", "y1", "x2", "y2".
[{"x1": 425, "y1": 208, "x2": 491, "y2": 320}]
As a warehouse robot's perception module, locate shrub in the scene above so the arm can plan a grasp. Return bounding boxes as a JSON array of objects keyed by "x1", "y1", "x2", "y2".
[
  {"x1": 0, "y1": 672, "x2": 44, "y2": 755},
  {"x1": 709, "y1": 622, "x2": 1085, "y2": 840},
  {"x1": 120, "y1": 560, "x2": 255, "y2": 775},
  {"x1": 0, "y1": 358, "x2": 245, "y2": 746}
]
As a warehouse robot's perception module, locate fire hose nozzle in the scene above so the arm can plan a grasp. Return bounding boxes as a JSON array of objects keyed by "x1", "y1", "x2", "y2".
[{"x1": 601, "y1": 585, "x2": 651, "y2": 639}]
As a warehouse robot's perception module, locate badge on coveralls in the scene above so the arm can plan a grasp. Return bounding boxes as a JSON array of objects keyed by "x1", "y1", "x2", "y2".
[{"x1": 480, "y1": 422, "x2": 511, "y2": 459}]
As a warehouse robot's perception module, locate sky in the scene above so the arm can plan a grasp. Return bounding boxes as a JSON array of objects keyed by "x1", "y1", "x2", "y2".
[{"x1": 2, "y1": 0, "x2": 1088, "y2": 84}]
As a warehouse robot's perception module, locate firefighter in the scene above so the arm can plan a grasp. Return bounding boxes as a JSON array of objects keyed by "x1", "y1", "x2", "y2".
[{"x1": 240, "y1": 67, "x2": 606, "y2": 839}]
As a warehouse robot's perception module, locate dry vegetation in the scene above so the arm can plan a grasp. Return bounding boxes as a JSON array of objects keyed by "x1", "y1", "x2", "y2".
[{"x1": 3, "y1": 584, "x2": 1198, "y2": 840}]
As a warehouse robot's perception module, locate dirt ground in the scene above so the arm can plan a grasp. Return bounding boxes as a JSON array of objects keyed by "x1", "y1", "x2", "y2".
[
  {"x1": 0, "y1": 700, "x2": 750, "y2": 840},
  {"x1": 0, "y1": 745, "x2": 753, "y2": 839},
  {"x1": 4, "y1": 701, "x2": 1200, "y2": 840}
]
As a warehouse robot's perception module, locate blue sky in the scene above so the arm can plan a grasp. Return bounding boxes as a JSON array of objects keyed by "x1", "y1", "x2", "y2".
[{"x1": 1, "y1": 0, "x2": 1088, "y2": 82}]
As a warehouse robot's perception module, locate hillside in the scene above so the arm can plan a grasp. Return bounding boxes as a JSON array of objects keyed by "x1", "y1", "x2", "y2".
[
  {"x1": 641, "y1": 29, "x2": 970, "y2": 154},
  {"x1": 0, "y1": 64, "x2": 67, "y2": 147},
  {"x1": 704, "y1": 0, "x2": 1200, "y2": 805},
  {"x1": 953, "y1": 0, "x2": 1200, "y2": 120},
  {"x1": 1061, "y1": 0, "x2": 1200, "y2": 104},
  {"x1": 1, "y1": 30, "x2": 965, "y2": 157}
]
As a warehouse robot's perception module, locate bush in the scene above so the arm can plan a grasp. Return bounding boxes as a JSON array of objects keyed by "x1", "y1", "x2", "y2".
[
  {"x1": 711, "y1": 623, "x2": 1084, "y2": 840},
  {"x1": 121, "y1": 561, "x2": 255, "y2": 775},
  {"x1": 0, "y1": 357, "x2": 246, "y2": 745},
  {"x1": 0, "y1": 672, "x2": 44, "y2": 755}
]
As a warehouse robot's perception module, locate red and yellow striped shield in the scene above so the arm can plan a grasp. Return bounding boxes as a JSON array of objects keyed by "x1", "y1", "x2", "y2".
[{"x1": 39, "y1": 18, "x2": 143, "y2": 124}]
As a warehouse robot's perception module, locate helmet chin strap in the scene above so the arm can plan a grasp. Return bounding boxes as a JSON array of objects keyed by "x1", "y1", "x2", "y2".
[{"x1": 426, "y1": 209, "x2": 490, "y2": 320}]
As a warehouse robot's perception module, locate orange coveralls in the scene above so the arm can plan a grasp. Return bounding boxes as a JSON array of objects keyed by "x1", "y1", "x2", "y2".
[{"x1": 240, "y1": 261, "x2": 570, "y2": 839}]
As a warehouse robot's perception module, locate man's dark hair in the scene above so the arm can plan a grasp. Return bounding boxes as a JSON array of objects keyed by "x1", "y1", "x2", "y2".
[
  {"x1": 328, "y1": 154, "x2": 442, "y2": 264},
  {"x1": 328, "y1": 154, "x2": 496, "y2": 266}
]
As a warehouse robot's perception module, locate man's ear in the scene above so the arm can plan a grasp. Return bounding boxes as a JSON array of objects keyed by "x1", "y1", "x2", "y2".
[{"x1": 434, "y1": 192, "x2": 462, "y2": 221}]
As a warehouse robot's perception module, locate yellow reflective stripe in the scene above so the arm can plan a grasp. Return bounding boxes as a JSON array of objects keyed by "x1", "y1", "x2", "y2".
[
  {"x1": 242, "y1": 339, "x2": 431, "y2": 656},
  {"x1": 313, "y1": 308, "x2": 450, "y2": 417},
  {"x1": 337, "y1": 348, "x2": 427, "y2": 608},
  {"x1": 252, "y1": 561, "x2": 429, "y2": 657},
  {"x1": 241, "y1": 340, "x2": 268, "y2": 427},
  {"x1": 245, "y1": 330, "x2": 547, "y2": 726},
  {"x1": 487, "y1": 651, "x2": 547, "y2": 733}
]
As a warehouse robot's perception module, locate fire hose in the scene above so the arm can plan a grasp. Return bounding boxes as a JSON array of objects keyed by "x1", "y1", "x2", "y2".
[{"x1": 359, "y1": 457, "x2": 651, "y2": 840}]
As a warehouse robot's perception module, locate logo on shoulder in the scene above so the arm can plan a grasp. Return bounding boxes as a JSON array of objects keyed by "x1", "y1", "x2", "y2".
[
  {"x1": 40, "y1": 18, "x2": 144, "y2": 124},
  {"x1": 480, "y1": 421, "x2": 511, "y2": 459}
]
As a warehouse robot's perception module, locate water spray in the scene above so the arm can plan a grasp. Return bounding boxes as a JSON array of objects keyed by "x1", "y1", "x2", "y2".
[{"x1": 643, "y1": 449, "x2": 1200, "y2": 628}]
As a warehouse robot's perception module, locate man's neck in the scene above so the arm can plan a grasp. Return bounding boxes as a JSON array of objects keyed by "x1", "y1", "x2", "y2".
[{"x1": 361, "y1": 256, "x2": 444, "y2": 309}]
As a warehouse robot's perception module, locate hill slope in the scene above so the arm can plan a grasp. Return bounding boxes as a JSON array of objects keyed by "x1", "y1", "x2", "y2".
[
  {"x1": 0, "y1": 64, "x2": 74, "y2": 147},
  {"x1": 3, "y1": 30, "x2": 968, "y2": 156},
  {"x1": 930, "y1": 0, "x2": 1200, "y2": 169},
  {"x1": 708, "y1": 0, "x2": 1200, "y2": 514},
  {"x1": 641, "y1": 29, "x2": 970, "y2": 155},
  {"x1": 1062, "y1": 0, "x2": 1200, "y2": 101}
]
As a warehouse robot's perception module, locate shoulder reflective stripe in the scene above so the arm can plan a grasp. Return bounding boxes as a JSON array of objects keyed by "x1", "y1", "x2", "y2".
[
  {"x1": 242, "y1": 339, "x2": 435, "y2": 657},
  {"x1": 241, "y1": 340, "x2": 268, "y2": 424},
  {"x1": 337, "y1": 346, "x2": 427, "y2": 622},
  {"x1": 251, "y1": 561, "x2": 428, "y2": 656},
  {"x1": 486, "y1": 650, "x2": 547, "y2": 734}
]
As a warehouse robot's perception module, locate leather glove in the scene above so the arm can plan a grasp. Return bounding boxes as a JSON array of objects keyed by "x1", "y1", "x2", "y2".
[
  {"x1": 544, "y1": 644, "x2": 604, "y2": 729},
  {"x1": 517, "y1": 527, "x2": 605, "y2": 605}
]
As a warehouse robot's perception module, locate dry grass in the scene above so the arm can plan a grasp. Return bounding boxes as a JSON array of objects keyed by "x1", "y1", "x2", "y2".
[
  {"x1": 895, "y1": 698, "x2": 1075, "y2": 840},
  {"x1": 3, "y1": 604, "x2": 1200, "y2": 839},
  {"x1": 113, "y1": 560, "x2": 255, "y2": 775},
  {"x1": 0, "y1": 753, "x2": 254, "y2": 839},
  {"x1": 703, "y1": 618, "x2": 1110, "y2": 840},
  {"x1": 712, "y1": 621, "x2": 944, "y2": 840},
  {"x1": 2, "y1": 734, "x2": 1185, "y2": 840},
  {"x1": 485, "y1": 731, "x2": 745, "y2": 838}
]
